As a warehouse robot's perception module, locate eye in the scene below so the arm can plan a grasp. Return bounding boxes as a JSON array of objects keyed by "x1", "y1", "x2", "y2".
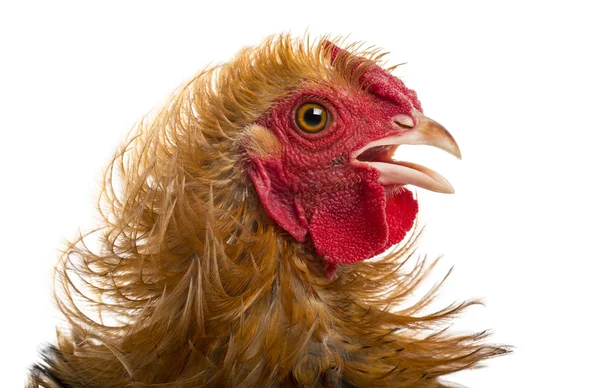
[{"x1": 295, "y1": 102, "x2": 331, "y2": 133}]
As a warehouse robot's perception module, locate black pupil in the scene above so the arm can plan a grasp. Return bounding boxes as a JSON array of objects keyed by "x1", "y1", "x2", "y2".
[{"x1": 303, "y1": 107, "x2": 323, "y2": 127}]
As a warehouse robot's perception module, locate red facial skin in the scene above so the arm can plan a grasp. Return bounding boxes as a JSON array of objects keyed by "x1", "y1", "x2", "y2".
[{"x1": 248, "y1": 62, "x2": 423, "y2": 277}]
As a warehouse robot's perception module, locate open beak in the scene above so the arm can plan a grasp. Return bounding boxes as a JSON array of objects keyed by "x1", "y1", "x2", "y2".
[{"x1": 352, "y1": 111, "x2": 461, "y2": 194}]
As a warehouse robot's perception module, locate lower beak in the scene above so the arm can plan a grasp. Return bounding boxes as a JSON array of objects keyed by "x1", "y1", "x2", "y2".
[{"x1": 352, "y1": 111, "x2": 461, "y2": 194}]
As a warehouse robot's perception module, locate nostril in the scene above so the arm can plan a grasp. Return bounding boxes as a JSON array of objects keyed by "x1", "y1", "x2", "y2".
[{"x1": 393, "y1": 114, "x2": 415, "y2": 129}]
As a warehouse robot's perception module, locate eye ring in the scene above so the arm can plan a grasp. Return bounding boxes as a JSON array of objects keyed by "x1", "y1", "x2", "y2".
[{"x1": 295, "y1": 102, "x2": 331, "y2": 133}]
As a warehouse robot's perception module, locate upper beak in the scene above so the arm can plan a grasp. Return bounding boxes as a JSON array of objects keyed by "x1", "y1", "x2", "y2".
[{"x1": 352, "y1": 111, "x2": 461, "y2": 194}]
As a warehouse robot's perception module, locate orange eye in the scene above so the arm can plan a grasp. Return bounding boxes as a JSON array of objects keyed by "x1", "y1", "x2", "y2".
[{"x1": 295, "y1": 103, "x2": 331, "y2": 133}]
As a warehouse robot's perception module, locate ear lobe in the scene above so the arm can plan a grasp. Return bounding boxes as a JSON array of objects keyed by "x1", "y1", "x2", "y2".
[
  {"x1": 242, "y1": 124, "x2": 307, "y2": 240},
  {"x1": 247, "y1": 157, "x2": 308, "y2": 242}
]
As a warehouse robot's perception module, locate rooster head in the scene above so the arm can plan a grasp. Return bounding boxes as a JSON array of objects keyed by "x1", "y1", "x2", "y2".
[{"x1": 240, "y1": 38, "x2": 461, "y2": 277}]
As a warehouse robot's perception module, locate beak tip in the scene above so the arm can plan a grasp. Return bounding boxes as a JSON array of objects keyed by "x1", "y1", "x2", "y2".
[
  {"x1": 440, "y1": 184, "x2": 455, "y2": 194},
  {"x1": 450, "y1": 140, "x2": 462, "y2": 160},
  {"x1": 449, "y1": 143, "x2": 462, "y2": 160}
]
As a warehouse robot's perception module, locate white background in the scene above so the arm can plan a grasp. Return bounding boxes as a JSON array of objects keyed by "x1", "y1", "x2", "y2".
[{"x1": 1, "y1": 1, "x2": 599, "y2": 386}]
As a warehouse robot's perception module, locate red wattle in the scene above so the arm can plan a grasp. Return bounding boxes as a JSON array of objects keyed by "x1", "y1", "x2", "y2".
[{"x1": 308, "y1": 170, "x2": 417, "y2": 268}]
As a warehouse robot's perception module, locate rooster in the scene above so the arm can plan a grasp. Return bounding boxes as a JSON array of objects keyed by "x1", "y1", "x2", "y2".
[{"x1": 29, "y1": 34, "x2": 507, "y2": 387}]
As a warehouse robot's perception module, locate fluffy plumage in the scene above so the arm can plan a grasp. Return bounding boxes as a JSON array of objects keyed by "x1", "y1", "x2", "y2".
[{"x1": 29, "y1": 34, "x2": 508, "y2": 387}]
